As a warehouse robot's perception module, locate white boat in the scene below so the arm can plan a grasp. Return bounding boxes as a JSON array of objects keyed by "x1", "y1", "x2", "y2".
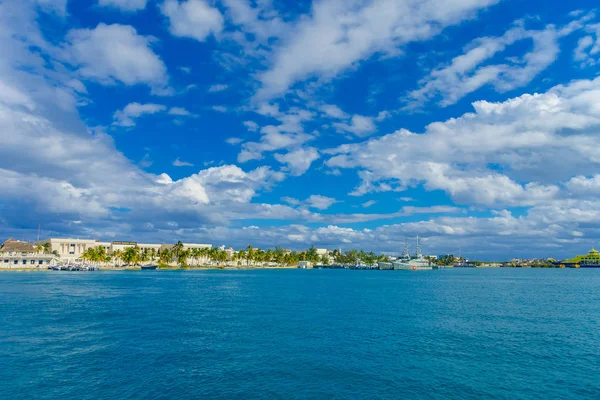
[
  {"x1": 377, "y1": 261, "x2": 393, "y2": 270},
  {"x1": 392, "y1": 237, "x2": 433, "y2": 270}
]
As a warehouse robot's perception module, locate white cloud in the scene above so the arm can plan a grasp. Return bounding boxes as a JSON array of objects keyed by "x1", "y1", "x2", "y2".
[
  {"x1": 406, "y1": 15, "x2": 593, "y2": 108},
  {"x1": 208, "y1": 84, "x2": 229, "y2": 92},
  {"x1": 321, "y1": 104, "x2": 348, "y2": 119},
  {"x1": 173, "y1": 158, "x2": 194, "y2": 167},
  {"x1": 222, "y1": 0, "x2": 285, "y2": 44},
  {"x1": 573, "y1": 23, "x2": 600, "y2": 67},
  {"x1": 36, "y1": 0, "x2": 68, "y2": 15},
  {"x1": 226, "y1": 137, "x2": 243, "y2": 145},
  {"x1": 161, "y1": 0, "x2": 224, "y2": 42},
  {"x1": 178, "y1": 66, "x2": 191, "y2": 74},
  {"x1": 243, "y1": 120, "x2": 259, "y2": 131},
  {"x1": 168, "y1": 107, "x2": 192, "y2": 116},
  {"x1": 306, "y1": 195, "x2": 337, "y2": 210},
  {"x1": 333, "y1": 114, "x2": 377, "y2": 137},
  {"x1": 98, "y1": 0, "x2": 147, "y2": 12},
  {"x1": 212, "y1": 105, "x2": 228, "y2": 112},
  {"x1": 327, "y1": 77, "x2": 600, "y2": 207},
  {"x1": 256, "y1": 0, "x2": 500, "y2": 99},
  {"x1": 65, "y1": 24, "x2": 169, "y2": 92},
  {"x1": 362, "y1": 200, "x2": 377, "y2": 208},
  {"x1": 274, "y1": 147, "x2": 320, "y2": 176},
  {"x1": 113, "y1": 103, "x2": 166, "y2": 126},
  {"x1": 238, "y1": 106, "x2": 315, "y2": 163},
  {"x1": 282, "y1": 195, "x2": 338, "y2": 210}
]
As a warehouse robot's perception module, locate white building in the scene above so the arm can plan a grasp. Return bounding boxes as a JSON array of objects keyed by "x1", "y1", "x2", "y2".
[
  {"x1": 41, "y1": 238, "x2": 111, "y2": 259},
  {"x1": 38, "y1": 238, "x2": 211, "y2": 260},
  {"x1": 183, "y1": 243, "x2": 212, "y2": 251},
  {"x1": 315, "y1": 248, "x2": 334, "y2": 263},
  {"x1": 1, "y1": 239, "x2": 58, "y2": 268}
]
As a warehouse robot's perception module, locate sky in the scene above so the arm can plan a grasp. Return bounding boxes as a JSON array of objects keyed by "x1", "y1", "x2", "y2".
[{"x1": 1, "y1": 0, "x2": 600, "y2": 260}]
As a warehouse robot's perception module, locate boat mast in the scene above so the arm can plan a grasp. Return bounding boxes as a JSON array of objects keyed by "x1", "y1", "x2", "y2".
[
  {"x1": 401, "y1": 239, "x2": 410, "y2": 259},
  {"x1": 415, "y1": 235, "x2": 422, "y2": 258}
]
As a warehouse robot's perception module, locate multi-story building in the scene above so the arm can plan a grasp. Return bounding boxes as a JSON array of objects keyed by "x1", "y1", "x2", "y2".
[
  {"x1": 34, "y1": 238, "x2": 212, "y2": 260},
  {"x1": 1, "y1": 239, "x2": 58, "y2": 269},
  {"x1": 40, "y1": 238, "x2": 111, "y2": 259}
]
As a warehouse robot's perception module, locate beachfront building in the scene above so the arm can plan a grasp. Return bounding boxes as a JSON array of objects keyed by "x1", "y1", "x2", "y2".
[
  {"x1": 316, "y1": 248, "x2": 335, "y2": 263},
  {"x1": 183, "y1": 243, "x2": 212, "y2": 251},
  {"x1": 0, "y1": 239, "x2": 58, "y2": 269},
  {"x1": 40, "y1": 238, "x2": 111, "y2": 260},
  {"x1": 111, "y1": 241, "x2": 161, "y2": 253}
]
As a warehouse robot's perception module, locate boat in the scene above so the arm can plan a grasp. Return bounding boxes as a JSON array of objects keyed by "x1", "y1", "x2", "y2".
[
  {"x1": 141, "y1": 265, "x2": 158, "y2": 270},
  {"x1": 560, "y1": 248, "x2": 600, "y2": 268},
  {"x1": 377, "y1": 261, "x2": 393, "y2": 270},
  {"x1": 392, "y1": 237, "x2": 433, "y2": 270}
]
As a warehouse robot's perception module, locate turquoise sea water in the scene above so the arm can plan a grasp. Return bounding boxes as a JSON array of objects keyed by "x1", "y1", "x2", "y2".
[{"x1": 1, "y1": 269, "x2": 599, "y2": 399}]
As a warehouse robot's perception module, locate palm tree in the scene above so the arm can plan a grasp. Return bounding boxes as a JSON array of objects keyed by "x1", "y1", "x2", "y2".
[
  {"x1": 237, "y1": 250, "x2": 246, "y2": 266},
  {"x1": 35, "y1": 244, "x2": 43, "y2": 254},
  {"x1": 274, "y1": 247, "x2": 285, "y2": 265},
  {"x1": 43, "y1": 242, "x2": 51, "y2": 254},
  {"x1": 306, "y1": 246, "x2": 319, "y2": 264},
  {"x1": 112, "y1": 250, "x2": 123, "y2": 267},
  {"x1": 246, "y1": 245, "x2": 254, "y2": 266},
  {"x1": 172, "y1": 241, "x2": 184, "y2": 260},
  {"x1": 178, "y1": 249, "x2": 191, "y2": 267},
  {"x1": 159, "y1": 248, "x2": 171, "y2": 265},
  {"x1": 122, "y1": 246, "x2": 140, "y2": 265}
]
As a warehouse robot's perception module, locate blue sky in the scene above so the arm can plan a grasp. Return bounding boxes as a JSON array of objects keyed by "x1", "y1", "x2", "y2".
[{"x1": 1, "y1": 0, "x2": 600, "y2": 259}]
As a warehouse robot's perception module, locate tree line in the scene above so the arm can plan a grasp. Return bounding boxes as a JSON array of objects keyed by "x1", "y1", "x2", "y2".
[{"x1": 75, "y1": 242, "x2": 390, "y2": 267}]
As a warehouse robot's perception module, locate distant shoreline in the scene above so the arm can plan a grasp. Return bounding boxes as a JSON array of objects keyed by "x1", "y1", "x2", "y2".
[{"x1": 0, "y1": 265, "x2": 301, "y2": 272}]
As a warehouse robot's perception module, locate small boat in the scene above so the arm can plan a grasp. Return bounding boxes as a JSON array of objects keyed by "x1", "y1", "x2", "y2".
[{"x1": 141, "y1": 265, "x2": 158, "y2": 270}]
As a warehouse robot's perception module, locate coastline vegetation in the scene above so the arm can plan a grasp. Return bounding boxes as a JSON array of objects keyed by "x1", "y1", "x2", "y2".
[{"x1": 75, "y1": 242, "x2": 391, "y2": 269}]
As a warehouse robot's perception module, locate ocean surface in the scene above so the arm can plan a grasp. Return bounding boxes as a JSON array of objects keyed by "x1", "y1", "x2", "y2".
[{"x1": 1, "y1": 268, "x2": 599, "y2": 399}]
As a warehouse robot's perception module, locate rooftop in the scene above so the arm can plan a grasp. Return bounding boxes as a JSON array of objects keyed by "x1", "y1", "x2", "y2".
[{"x1": 1, "y1": 239, "x2": 36, "y2": 253}]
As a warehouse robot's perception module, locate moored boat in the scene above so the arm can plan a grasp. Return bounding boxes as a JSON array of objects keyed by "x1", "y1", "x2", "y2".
[
  {"x1": 141, "y1": 265, "x2": 158, "y2": 270},
  {"x1": 377, "y1": 261, "x2": 393, "y2": 270},
  {"x1": 392, "y1": 236, "x2": 433, "y2": 270}
]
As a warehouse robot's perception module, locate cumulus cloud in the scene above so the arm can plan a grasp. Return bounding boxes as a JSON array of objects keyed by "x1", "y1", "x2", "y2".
[
  {"x1": 333, "y1": 114, "x2": 377, "y2": 137},
  {"x1": 274, "y1": 147, "x2": 320, "y2": 176},
  {"x1": 98, "y1": 0, "x2": 147, "y2": 12},
  {"x1": 65, "y1": 23, "x2": 169, "y2": 93},
  {"x1": 327, "y1": 77, "x2": 600, "y2": 207},
  {"x1": 238, "y1": 106, "x2": 315, "y2": 163},
  {"x1": 161, "y1": 0, "x2": 224, "y2": 42}
]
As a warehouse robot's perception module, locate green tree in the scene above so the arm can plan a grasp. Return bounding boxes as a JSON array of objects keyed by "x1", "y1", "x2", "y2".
[
  {"x1": 172, "y1": 241, "x2": 184, "y2": 260},
  {"x1": 43, "y1": 242, "x2": 51, "y2": 254},
  {"x1": 274, "y1": 247, "x2": 285, "y2": 265},
  {"x1": 320, "y1": 254, "x2": 330, "y2": 265},
  {"x1": 178, "y1": 249, "x2": 191, "y2": 267},
  {"x1": 35, "y1": 244, "x2": 43, "y2": 254},
  {"x1": 306, "y1": 246, "x2": 320, "y2": 264},
  {"x1": 159, "y1": 248, "x2": 171, "y2": 264},
  {"x1": 122, "y1": 246, "x2": 141, "y2": 265},
  {"x1": 246, "y1": 245, "x2": 254, "y2": 266}
]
